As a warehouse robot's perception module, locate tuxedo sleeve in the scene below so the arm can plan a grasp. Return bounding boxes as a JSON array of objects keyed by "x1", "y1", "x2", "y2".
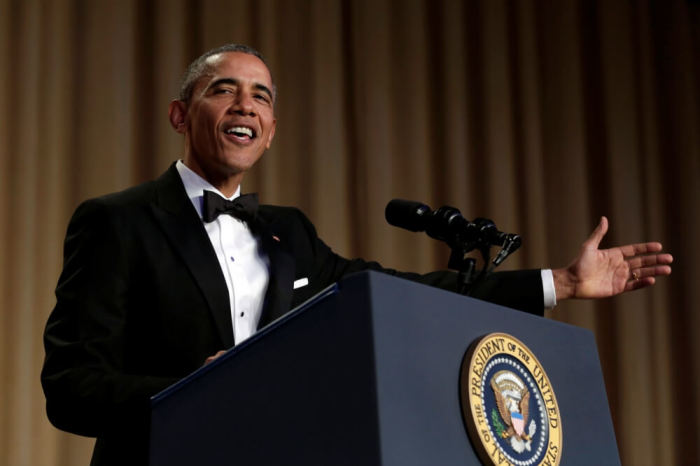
[
  {"x1": 279, "y1": 207, "x2": 544, "y2": 316},
  {"x1": 41, "y1": 199, "x2": 179, "y2": 438}
]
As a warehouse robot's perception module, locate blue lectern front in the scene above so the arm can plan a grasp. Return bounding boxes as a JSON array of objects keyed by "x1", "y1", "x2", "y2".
[{"x1": 150, "y1": 271, "x2": 619, "y2": 465}]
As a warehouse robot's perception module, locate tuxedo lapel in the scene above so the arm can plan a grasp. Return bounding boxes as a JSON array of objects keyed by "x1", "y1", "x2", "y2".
[
  {"x1": 256, "y1": 221, "x2": 295, "y2": 328},
  {"x1": 149, "y1": 165, "x2": 234, "y2": 348}
]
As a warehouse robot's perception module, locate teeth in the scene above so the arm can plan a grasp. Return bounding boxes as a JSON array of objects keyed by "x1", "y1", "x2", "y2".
[{"x1": 226, "y1": 126, "x2": 254, "y2": 138}]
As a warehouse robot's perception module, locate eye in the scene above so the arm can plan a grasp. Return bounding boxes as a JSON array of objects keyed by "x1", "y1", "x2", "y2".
[{"x1": 254, "y1": 94, "x2": 271, "y2": 104}]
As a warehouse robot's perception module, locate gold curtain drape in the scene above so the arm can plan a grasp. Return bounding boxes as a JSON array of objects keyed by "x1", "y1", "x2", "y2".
[{"x1": 1, "y1": 0, "x2": 698, "y2": 464}]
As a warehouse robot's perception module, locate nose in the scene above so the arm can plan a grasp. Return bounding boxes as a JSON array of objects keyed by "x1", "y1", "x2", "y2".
[{"x1": 230, "y1": 91, "x2": 255, "y2": 116}]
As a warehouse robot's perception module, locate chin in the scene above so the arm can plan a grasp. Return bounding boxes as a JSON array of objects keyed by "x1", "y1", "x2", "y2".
[{"x1": 221, "y1": 154, "x2": 262, "y2": 172}]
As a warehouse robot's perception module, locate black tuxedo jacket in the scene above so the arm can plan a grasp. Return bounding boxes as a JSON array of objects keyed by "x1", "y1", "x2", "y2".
[{"x1": 41, "y1": 164, "x2": 543, "y2": 465}]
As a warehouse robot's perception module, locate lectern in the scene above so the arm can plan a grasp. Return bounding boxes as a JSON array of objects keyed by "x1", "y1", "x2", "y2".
[{"x1": 150, "y1": 271, "x2": 619, "y2": 465}]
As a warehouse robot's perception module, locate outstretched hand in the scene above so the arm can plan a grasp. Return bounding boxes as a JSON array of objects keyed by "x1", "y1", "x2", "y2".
[{"x1": 552, "y1": 217, "x2": 673, "y2": 301}]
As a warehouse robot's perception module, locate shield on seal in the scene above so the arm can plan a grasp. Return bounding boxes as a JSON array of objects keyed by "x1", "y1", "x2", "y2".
[{"x1": 511, "y1": 411, "x2": 525, "y2": 436}]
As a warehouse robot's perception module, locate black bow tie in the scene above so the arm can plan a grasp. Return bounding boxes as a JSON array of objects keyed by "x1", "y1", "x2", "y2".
[{"x1": 202, "y1": 190, "x2": 259, "y2": 223}]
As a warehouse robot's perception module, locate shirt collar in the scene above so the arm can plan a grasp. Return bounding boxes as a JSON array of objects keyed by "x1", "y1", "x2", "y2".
[{"x1": 175, "y1": 160, "x2": 241, "y2": 219}]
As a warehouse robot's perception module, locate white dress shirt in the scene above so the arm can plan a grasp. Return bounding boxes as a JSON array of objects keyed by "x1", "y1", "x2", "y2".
[
  {"x1": 176, "y1": 162, "x2": 556, "y2": 343},
  {"x1": 176, "y1": 161, "x2": 269, "y2": 344},
  {"x1": 541, "y1": 269, "x2": 556, "y2": 309}
]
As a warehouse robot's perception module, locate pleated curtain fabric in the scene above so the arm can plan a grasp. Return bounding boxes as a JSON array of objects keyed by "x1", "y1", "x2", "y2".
[{"x1": 0, "y1": 1, "x2": 698, "y2": 464}]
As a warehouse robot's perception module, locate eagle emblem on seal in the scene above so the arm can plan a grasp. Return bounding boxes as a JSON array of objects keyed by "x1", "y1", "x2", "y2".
[{"x1": 490, "y1": 370, "x2": 537, "y2": 453}]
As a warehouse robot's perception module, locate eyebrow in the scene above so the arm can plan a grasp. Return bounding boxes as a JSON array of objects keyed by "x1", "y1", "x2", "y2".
[{"x1": 209, "y1": 78, "x2": 274, "y2": 101}]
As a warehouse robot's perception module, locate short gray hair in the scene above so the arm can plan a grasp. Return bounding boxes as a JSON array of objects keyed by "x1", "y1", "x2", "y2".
[{"x1": 178, "y1": 44, "x2": 276, "y2": 103}]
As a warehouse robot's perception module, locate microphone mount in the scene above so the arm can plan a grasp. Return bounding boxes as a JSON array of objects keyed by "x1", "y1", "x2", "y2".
[{"x1": 385, "y1": 199, "x2": 522, "y2": 295}]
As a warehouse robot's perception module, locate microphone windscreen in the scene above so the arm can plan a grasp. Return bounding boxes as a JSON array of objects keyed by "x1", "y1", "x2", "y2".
[{"x1": 385, "y1": 199, "x2": 431, "y2": 232}]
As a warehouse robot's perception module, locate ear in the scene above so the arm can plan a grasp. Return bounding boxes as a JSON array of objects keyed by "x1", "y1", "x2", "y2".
[
  {"x1": 265, "y1": 118, "x2": 277, "y2": 149},
  {"x1": 168, "y1": 100, "x2": 188, "y2": 133}
]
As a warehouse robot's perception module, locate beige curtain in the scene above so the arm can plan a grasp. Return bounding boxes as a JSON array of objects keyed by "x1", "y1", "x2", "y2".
[{"x1": 1, "y1": 0, "x2": 698, "y2": 464}]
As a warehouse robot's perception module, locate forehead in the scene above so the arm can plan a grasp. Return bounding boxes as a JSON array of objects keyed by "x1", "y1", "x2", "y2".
[{"x1": 201, "y1": 52, "x2": 273, "y2": 88}]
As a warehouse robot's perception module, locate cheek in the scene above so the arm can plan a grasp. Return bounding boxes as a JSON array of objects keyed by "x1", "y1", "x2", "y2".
[{"x1": 192, "y1": 114, "x2": 219, "y2": 142}]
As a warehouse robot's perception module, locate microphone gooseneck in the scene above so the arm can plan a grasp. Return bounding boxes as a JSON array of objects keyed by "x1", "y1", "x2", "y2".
[{"x1": 385, "y1": 199, "x2": 523, "y2": 294}]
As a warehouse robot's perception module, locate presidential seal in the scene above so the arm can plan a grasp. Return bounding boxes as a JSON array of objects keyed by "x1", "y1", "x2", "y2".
[{"x1": 459, "y1": 333, "x2": 562, "y2": 466}]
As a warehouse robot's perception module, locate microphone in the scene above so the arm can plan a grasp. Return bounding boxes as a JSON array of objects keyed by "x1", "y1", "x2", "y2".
[
  {"x1": 384, "y1": 199, "x2": 432, "y2": 232},
  {"x1": 385, "y1": 199, "x2": 521, "y2": 265},
  {"x1": 385, "y1": 199, "x2": 518, "y2": 245}
]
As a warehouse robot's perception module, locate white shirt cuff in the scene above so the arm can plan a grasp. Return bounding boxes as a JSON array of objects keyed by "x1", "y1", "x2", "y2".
[{"x1": 541, "y1": 269, "x2": 557, "y2": 309}]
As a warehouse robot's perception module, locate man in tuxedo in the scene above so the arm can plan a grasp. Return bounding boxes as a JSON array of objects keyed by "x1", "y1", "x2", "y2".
[{"x1": 41, "y1": 44, "x2": 672, "y2": 466}]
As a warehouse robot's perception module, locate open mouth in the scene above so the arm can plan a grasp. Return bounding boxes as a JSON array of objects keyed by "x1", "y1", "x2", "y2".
[{"x1": 224, "y1": 125, "x2": 256, "y2": 141}]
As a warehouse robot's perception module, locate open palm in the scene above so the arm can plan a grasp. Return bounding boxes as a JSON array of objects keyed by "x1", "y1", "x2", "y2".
[{"x1": 555, "y1": 217, "x2": 673, "y2": 300}]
